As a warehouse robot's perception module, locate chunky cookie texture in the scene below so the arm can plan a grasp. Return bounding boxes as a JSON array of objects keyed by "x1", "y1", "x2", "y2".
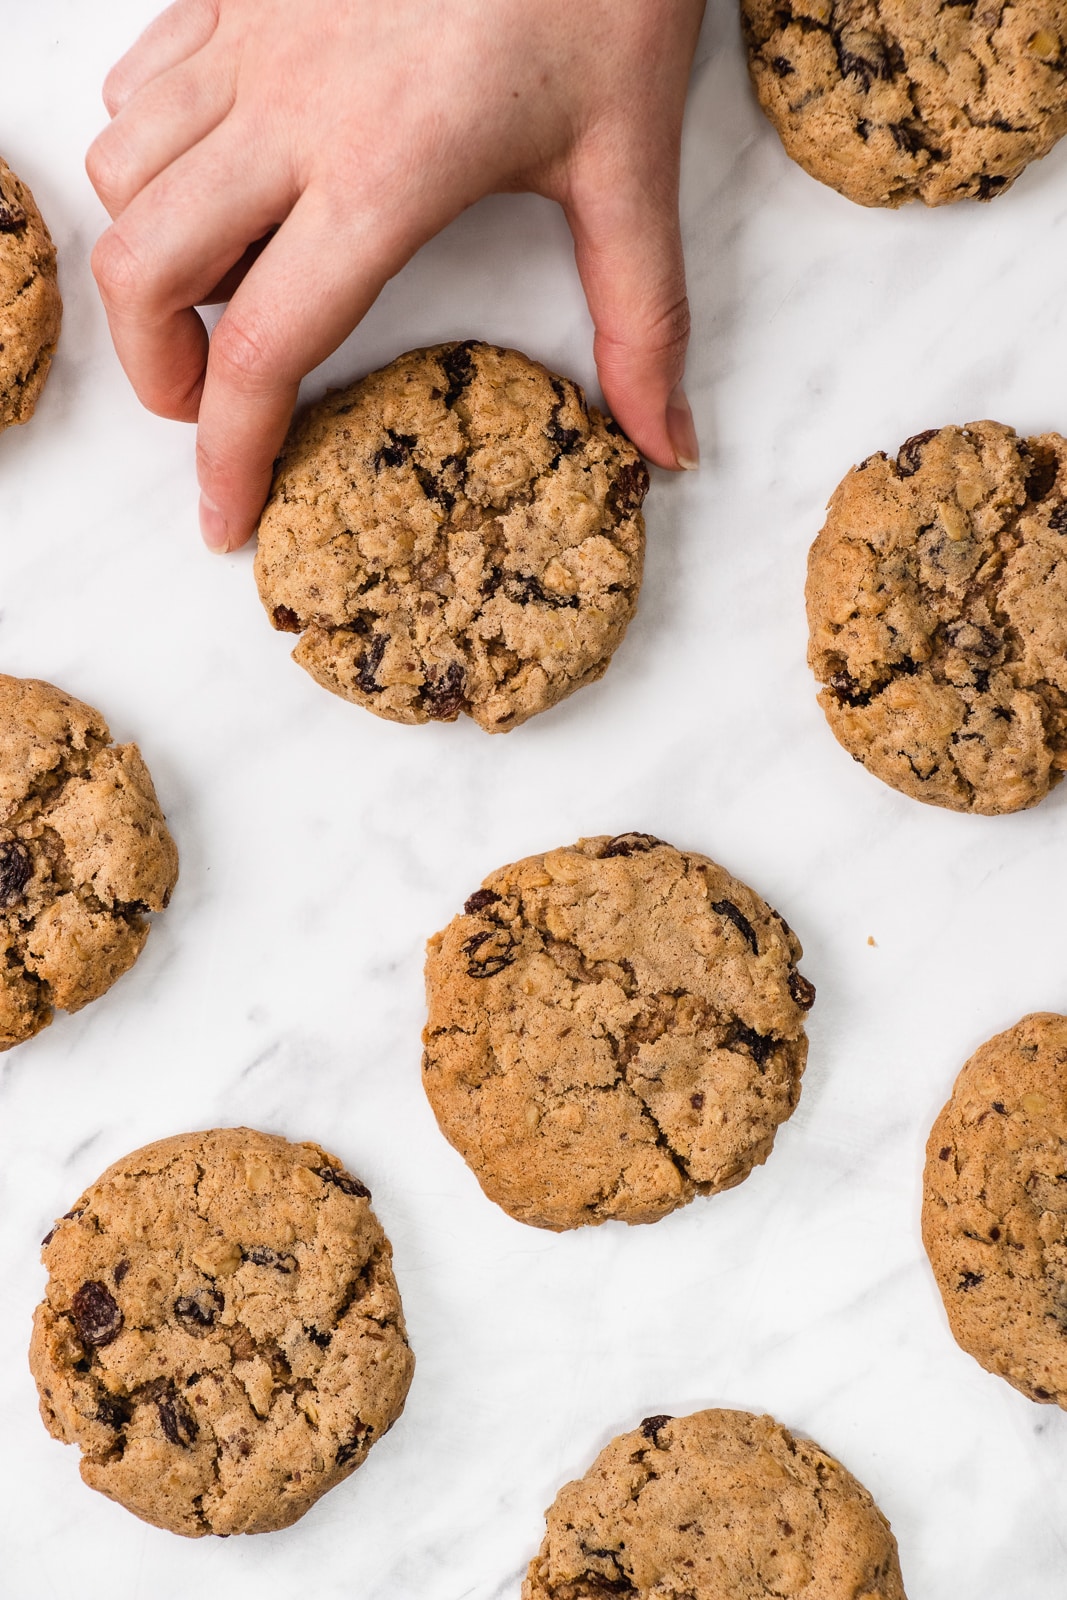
[
  {"x1": 254, "y1": 342, "x2": 647, "y2": 732},
  {"x1": 743, "y1": 0, "x2": 1067, "y2": 208},
  {"x1": 807, "y1": 422, "x2": 1067, "y2": 814},
  {"x1": 523, "y1": 1409, "x2": 907, "y2": 1599},
  {"x1": 0, "y1": 156, "x2": 61, "y2": 428},
  {"x1": 30, "y1": 1128, "x2": 414, "y2": 1537},
  {"x1": 0, "y1": 675, "x2": 178, "y2": 1050},
  {"x1": 923, "y1": 1013, "x2": 1067, "y2": 1408},
  {"x1": 423, "y1": 835, "x2": 814, "y2": 1231}
]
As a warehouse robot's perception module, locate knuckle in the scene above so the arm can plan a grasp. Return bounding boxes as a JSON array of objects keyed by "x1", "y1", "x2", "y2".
[
  {"x1": 209, "y1": 312, "x2": 278, "y2": 389},
  {"x1": 85, "y1": 136, "x2": 125, "y2": 209},
  {"x1": 91, "y1": 227, "x2": 145, "y2": 303}
]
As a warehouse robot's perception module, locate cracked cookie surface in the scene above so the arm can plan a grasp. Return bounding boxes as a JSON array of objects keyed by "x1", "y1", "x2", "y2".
[
  {"x1": 923, "y1": 1013, "x2": 1067, "y2": 1408},
  {"x1": 422, "y1": 835, "x2": 814, "y2": 1231},
  {"x1": 30, "y1": 1127, "x2": 415, "y2": 1537},
  {"x1": 742, "y1": 0, "x2": 1067, "y2": 208},
  {"x1": 806, "y1": 421, "x2": 1067, "y2": 814},
  {"x1": 523, "y1": 1408, "x2": 907, "y2": 1599},
  {"x1": 0, "y1": 156, "x2": 61, "y2": 428},
  {"x1": 254, "y1": 342, "x2": 647, "y2": 732},
  {"x1": 0, "y1": 675, "x2": 178, "y2": 1050}
]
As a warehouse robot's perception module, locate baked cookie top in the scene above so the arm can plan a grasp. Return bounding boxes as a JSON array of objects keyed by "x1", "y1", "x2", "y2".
[
  {"x1": 923, "y1": 1013, "x2": 1067, "y2": 1407},
  {"x1": 422, "y1": 834, "x2": 814, "y2": 1230},
  {"x1": 523, "y1": 1408, "x2": 907, "y2": 1599},
  {"x1": 254, "y1": 342, "x2": 647, "y2": 732},
  {"x1": 0, "y1": 155, "x2": 61, "y2": 429},
  {"x1": 806, "y1": 421, "x2": 1067, "y2": 815},
  {"x1": 742, "y1": 0, "x2": 1067, "y2": 208},
  {"x1": 30, "y1": 1128, "x2": 414, "y2": 1538},
  {"x1": 0, "y1": 675, "x2": 178, "y2": 1050}
]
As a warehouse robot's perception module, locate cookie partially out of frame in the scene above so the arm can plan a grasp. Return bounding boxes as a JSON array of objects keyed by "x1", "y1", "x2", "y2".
[
  {"x1": 523, "y1": 1409, "x2": 907, "y2": 1599},
  {"x1": 923, "y1": 1013, "x2": 1067, "y2": 1408},
  {"x1": 422, "y1": 834, "x2": 814, "y2": 1231},
  {"x1": 0, "y1": 674, "x2": 178, "y2": 1049},
  {"x1": 742, "y1": 0, "x2": 1067, "y2": 208},
  {"x1": 0, "y1": 156, "x2": 61, "y2": 429},
  {"x1": 30, "y1": 1128, "x2": 415, "y2": 1537},
  {"x1": 254, "y1": 341, "x2": 647, "y2": 732},
  {"x1": 807, "y1": 421, "x2": 1067, "y2": 814}
]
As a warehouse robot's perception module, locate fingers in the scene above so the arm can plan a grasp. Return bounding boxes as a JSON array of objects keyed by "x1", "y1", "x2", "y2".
[
  {"x1": 88, "y1": 53, "x2": 236, "y2": 220},
  {"x1": 91, "y1": 122, "x2": 294, "y2": 422},
  {"x1": 103, "y1": 0, "x2": 220, "y2": 116},
  {"x1": 566, "y1": 137, "x2": 696, "y2": 473},
  {"x1": 194, "y1": 189, "x2": 453, "y2": 552}
]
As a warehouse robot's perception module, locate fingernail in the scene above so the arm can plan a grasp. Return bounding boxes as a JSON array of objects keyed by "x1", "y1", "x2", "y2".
[
  {"x1": 666, "y1": 383, "x2": 700, "y2": 471},
  {"x1": 199, "y1": 493, "x2": 230, "y2": 552}
]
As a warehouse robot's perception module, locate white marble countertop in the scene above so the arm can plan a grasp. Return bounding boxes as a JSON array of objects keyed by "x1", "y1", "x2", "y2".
[{"x1": 4, "y1": 4, "x2": 1067, "y2": 1596}]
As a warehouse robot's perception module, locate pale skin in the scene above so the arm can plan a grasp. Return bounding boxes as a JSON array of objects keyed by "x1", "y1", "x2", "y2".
[{"x1": 87, "y1": 0, "x2": 706, "y2": 553}]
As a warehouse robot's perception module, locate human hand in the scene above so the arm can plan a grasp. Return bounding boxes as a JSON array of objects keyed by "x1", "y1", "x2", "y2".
[{"x1": 87, "y1": 0, "x2": 705, "y2": 552}]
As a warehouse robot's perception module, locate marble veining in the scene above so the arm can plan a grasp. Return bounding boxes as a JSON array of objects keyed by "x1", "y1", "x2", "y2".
[{"x1": 3, "y1": 3, "x2": 1067, "y2": 1595}]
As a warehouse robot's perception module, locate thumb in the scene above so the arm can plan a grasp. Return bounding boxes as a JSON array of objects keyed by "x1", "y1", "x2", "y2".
[{"x1": 565, "y1": 138, "x2": 697, "y2": 472}]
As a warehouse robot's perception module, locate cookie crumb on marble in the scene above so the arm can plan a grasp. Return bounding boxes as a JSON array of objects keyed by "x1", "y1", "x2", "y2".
[
  {"x1": 422, "y1": 835, "x2": 814, "y2": 1230},
  {"x1": 30, "y1": 1127, "x2": 415, "y2": 1536},
  {"x1": 254, "y1": 341, "x2": 647, "y2": 732}
]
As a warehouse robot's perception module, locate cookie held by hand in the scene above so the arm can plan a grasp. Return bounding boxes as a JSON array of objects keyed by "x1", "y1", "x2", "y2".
[
  {"x1": 423, "y1": 834, "x2": 814, "y2": 1230},
  {"x1": 30, "y1": 1128, "x2": 414, "y2": 1536},
  {"x1": 0, "y1": 674, "x2": 178, "y2": 1050},
  {"x1": 254, "y1": 342, "x2": 647, "y2": 732}
]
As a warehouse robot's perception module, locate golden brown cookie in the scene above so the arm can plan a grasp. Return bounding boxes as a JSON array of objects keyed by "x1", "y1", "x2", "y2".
[
  {"x1": 742, "y1": 1, "x2": 1067, "y2": 208},
  {"x1": 523, "y1": 1409, "x2": 907, "y2": 1599},
  {"x1": 0, "y1": 675, "x2": 178, "y2": 1050},
  {"x1": 806, "y1": 421, "x2": 1067, "y2": 814},
  {"x1": 0, "y1": 156, "x2": 61, "y2": 428},
  {"x1": 254, "y1": 342, "x2": 647, "y2": 732},
  {"x1": 422, "y1": 834, "x2": 814, "y2": 1230},
  {"x1": 923, "y1": 1013, "x2": 1067, "y2": 1407},
  {"x1": 30, "y1": 1128, "x2": 415, "y2": 1537}
]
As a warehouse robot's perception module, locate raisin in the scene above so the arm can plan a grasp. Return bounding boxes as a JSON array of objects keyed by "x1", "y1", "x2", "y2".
[
  {"x1": 939, "y1": 1146, "x2": 951, "y2": 1161},
  {"x1": 315, "y1": 1165, "x2": 370, "y2": 1199},
  {"x1": 464, "y1": 888, "x2": 501, "y2": 916},
  {"x1": 828, "y1": 669, "x2": 872, "y2": 706},
  {"x1": 501, "y1": 572, "x2": 578, "y2": 609},
  {"x1": 640, "y1": 1414, "x2": 672, "y2": 1440},
  {"x1": 890, "y1": 122, "x2": 940, "y2": 157},
  {"x1": 992, "y1": 1101, "x2": 1007, "y2": 1113},
  {"x1": 244, "y1": 1245, "x2": 297, "y2": 1272},
  {"x1": 1025, "y1": 444, "x2": 1059, "y2": 502},
  {"x1": 0, "y1": 840, "x2": 33, "y2": 908},
  {"x1": 771, "y1": 54, "x2": 794, "y2": 75},
  {"x1": 958, "y1": 1270, "x2": 984, "y2": 1291},
  {"x1": 356, "y1": 633, "x2": 388, "y2": 694},
  {"x1": 976, "y1": 174, "x2": 1008, "y2": 200},
  {"x1": 788, "y1": 971, "x2": 816, "y2": 1010},
  {"x1": 599, "y1": 833, "x2": 666, "y2": 858},
  {"x1": 113, "y1": 1260, "x2": 130, "y2": 1286},
  {"x1": 605, "y1": 460, "x2": 650, "y2": 519},
  {"x1": 95, "y1": 1392, "x2": 132, "y2": 1430},
  {"x1": 546, "y1": 378, "x2": 582, "y2": 455},
  {"x1": 272, "y1": 605, "x2": 301, "y2": 633},
  {"x1": 1034, "y1": 1386, "x2": 1053, "y2": 1400},
  {"x1": 156, "y1": 1387, "x2": 199, "y2": 1448},
  {"x1": 174, "y1": 1289, "x2": 224, "y2": 1333},
  {"x1": 896, "y1": 429, "x2": 938, "y2": 477},
  {"x1": 336, "y1": 1418, "x2": 373, "y2": 1468},
  {"x1": 690, "y1": 1092, "x2": 705, "y2": 1111},
  {"x1": 712, "y1": 899, "x2": 759, "y2": 955},
  {"x1": 440, "y1": 341, "x2": 476, "y2": 408},
  {"x1": 413, "y1": 462, "x2": 455, "y2": 515},
  {"x1": 725, "y1": 1021, "x2": 775, "y2": 1068},
  {"x1": 374, "y1": 430, "x2": 417, "y2": 470},
  {"x1": 990, "y1": 1226, "x2": 1001, "y2": 1241},
  {"x1": 1049, "y1": 504, "x2": 1067, "y2": 533},
  {"x1": 71, "y1": 1281, "x2": 123, "y2": 1348},
  {"x1": 306, "y1": 1326, "x2": 332, "y2": 1348},
  {"x1": 0, "y1": 198, "x2": 27, "y2": 233},
  {"x1": 462, "y1": 928, "x2": 517, "y2": 978},
  {"x1": 422, "y1": 662, "x2": 466, "y2": 721}
]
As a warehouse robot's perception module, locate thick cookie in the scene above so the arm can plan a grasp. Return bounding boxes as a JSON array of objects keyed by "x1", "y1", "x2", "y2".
[
  {"x1": 254, "y1": 342, "x2": 647, "y2": 732},
  {"x1": 30, "y1": 1128, "x2": 414, "y2": 1537},
  {"x1": 806, "y1": 422, "x2": 1067, "y2": 815},
  {"x1": 523, "y1": 1409, "x2": 907, "y2": 1599},
  {"x1": 743, "y1": 0, "x2": 1067, "y2": 208},
  {"x1": 922, "y1": 1013, "x2": 1067, "y2": 1407},
  {"x1": 0, "y1": 156, "x2": 61, "y2": 429},
  {"x1": 0, "y1": 675, "x2": 178, "y2": 1049},
  {"x1": 422, "y1": 834, "x2": 814, "y2": 1230}
]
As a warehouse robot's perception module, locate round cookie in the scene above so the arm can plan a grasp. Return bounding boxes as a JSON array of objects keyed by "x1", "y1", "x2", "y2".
[
  {"x1": 806, "y1": 421, "x2": 1067, "y2": 815},
  {"x1": 254, "y1": 341, "x2": 647, "y2": 732},
  {"x1": 30, "y1": 1127, "x2": 415, "y2": 1537},
  {"x1": 0, "y1": 156, "x2": 61, "y2": 429},
  {"x1": 422, "y1": 834, "x2": 814, "y2": 1230},
  {"x1": 742, "y1": 0, "x2": 1067, "y2": 208},
  {"x1": 0, "y1": 675, "x2": 178, "y2": 1050},
  {"x1": 523, "y1": 1409, "x2": 907, "y2": 1599},
  {"x1": 923, "y1": 1013, "x2": 1067, "y2": 1407}
]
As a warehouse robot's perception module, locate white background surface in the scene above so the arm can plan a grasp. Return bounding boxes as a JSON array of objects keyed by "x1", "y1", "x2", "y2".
[{"x1": 3, "y1": 3, "x2": 1067, "y2": 1596}]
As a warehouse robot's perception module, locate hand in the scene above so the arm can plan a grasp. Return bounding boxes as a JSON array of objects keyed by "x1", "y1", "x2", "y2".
[{"x1": 87, "y1": 0, "x2": 705, "y2": 552}]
